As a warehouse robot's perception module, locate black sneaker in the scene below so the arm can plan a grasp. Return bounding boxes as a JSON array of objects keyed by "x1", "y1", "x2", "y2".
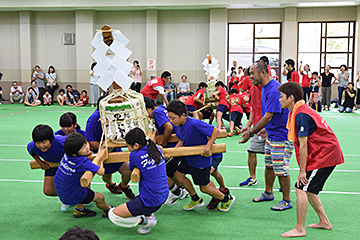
[
  {"x1": 206, "y1": 197, "x2": 220, "y2": 210},
  {"x1": 222, "y1": 188, "x2": 230, "y2": 195},
  {"x1": 106, "y1": 183, "x2": 123, "y2": 194},
  {"x1": 118, "y1": 182, "x2": 135, "y2": 199},
  {"x1": 73, "y1": 208, "x2": 97, "y2": 218},
  {"x1": 207, "y1": 188, "x2": 230, "y2": 210}
]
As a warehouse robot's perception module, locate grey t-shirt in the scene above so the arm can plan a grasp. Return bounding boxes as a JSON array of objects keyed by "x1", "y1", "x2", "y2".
[
  {"x1": 33, "y1": 71, "x2": 45, "y2": 88},
  {"x1": 338, "y1": 71, "x2": 350, "y2": 87},
  {"x1": 178, "y1": 82, "x2": 190, "y2": 92}
]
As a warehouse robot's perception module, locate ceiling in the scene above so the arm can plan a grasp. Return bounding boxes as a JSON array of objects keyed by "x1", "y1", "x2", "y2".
[{"x1": 0, "y1": 0, "x2": 359, "y2": 11}]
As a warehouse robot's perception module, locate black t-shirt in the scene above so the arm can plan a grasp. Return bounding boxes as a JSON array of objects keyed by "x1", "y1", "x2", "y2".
[
  {"x1": 343, "y1": 89, "x2": 356, "y2": 108},
  {"x1": 296, "y1": 113, "x2": 317, "y2": 137},
  {"x1": 320, "y1": 72, "x2": 334, "y2": 87}
]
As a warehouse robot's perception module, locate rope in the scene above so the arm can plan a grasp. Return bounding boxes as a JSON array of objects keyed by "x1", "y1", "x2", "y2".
[{"x1": 96, "y1": 29, "x2": 116, "y2": 32}]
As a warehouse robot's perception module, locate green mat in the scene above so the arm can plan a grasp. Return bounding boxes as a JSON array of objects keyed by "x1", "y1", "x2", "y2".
[{"x1": 0, "y1": 103, "x2": 359, "y2": 240}]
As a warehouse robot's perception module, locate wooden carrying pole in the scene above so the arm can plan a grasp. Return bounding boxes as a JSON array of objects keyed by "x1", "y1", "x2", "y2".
[
  {"x1": 80, "y1": 148, "x2": 107, "y2": 188},
  {"x1": 29, "y1": 143, "x2": 226, "y2": 169},
  {"x1": 156, "y1": 129, "x2": 227, "y2": 145}
]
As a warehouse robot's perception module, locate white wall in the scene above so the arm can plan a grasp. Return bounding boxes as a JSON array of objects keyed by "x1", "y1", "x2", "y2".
[{"x1": 0, "y1": 6, "x2": 359, "y2": 96}]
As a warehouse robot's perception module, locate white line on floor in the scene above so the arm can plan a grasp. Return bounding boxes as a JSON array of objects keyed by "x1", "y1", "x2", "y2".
[
  {"x1": 0, "y1": 144, "x2": 27, "y2": 147},
  {"x1": 0, "y1": 178, "x2": 359, "y2": 195},
  {"x1": 226, "y1": 151, "x2": 360, "y2": 157},
  {"x1": 1, "y1": 159, "x2": 360, "y2": 173},
  {"x1": 218, "y1": 165, "x2": 360, "y2": 173},
  {"x1": 0, "y1": 110, "x2": 29, "y2": 117}
]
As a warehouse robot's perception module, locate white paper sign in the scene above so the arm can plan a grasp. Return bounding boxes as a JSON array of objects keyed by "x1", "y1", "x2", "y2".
[{"x1": 147, "y1": 59, "x2": 156, "y2": 71}]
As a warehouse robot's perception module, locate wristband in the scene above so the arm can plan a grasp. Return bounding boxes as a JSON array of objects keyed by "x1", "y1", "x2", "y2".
[{"x1": 249, "y1": 131, "x2": 254, "y2": 137}]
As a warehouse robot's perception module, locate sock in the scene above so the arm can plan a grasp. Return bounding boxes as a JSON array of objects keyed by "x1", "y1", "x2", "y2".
[
  {"x1": 283, "y1": 199, "x2": 291, "y2": 203},
  {"x1": 141, "y1": 216, "x2": 148, "y2": 225},
  {"x1": 220, "y1": 194, "x2": 229, "y2": 203},
  {"x1": 76, "y1": 207, "x2": 85, "y2": 211},
  {"x1": 191, "y1": 194, "x2": 200, "y2": 202},
  {"x1": 170, "y1": 183, "x2": 181, "y2": 196},
  {"x1": 221, "y1": 188, "x2": 229, "y2": 194},
  {"x1": 265, "y1": 191, "x2": 273, "y2": 195}
]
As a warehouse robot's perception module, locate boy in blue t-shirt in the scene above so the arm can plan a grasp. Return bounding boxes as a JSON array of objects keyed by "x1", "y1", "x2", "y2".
[
  {"x1": 54, "y1": 132, "x2": 111, "y2": 218},
  {"x1": 166, "y1": 100, "x2": 235, "y2": 212},
  {"x1": 240, "y1": 60, "x2": 294, "y2": 211},
  {"x1": 109, "y1": 128, "x2": 168, "y2": 235},
  {"x1": 84, "y1": 96, "x2": 134, "y2": 199},
  {"x1": 27, "y1": 125, "x2": 68, "y2": 210},
  {"x1": 144, "y1": 97, "x2": 188, "y2": 206},
  {"x1": 54, "y1": 112, "x2": 85, "y2": 136}
]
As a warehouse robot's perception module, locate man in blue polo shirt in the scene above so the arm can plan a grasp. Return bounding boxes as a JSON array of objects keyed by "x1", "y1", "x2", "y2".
[{"x1": 240, "y1": 60, "x2": 294, "y2": 211}]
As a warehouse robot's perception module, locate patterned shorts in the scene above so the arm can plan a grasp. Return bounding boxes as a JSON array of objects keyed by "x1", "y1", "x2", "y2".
[{"x1": 264, "y1": 139, "x2": 294, "y2": 177}]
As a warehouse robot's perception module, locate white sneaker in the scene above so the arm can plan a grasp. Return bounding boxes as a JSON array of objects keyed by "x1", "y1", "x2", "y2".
[
  {"x1": 137, "y1": 214, "x2": 157, "y2": 235},
  {"x1": 165, "y1": 192, "x2": 182, "y2": 206},
  {"x1": 179, "y1": 188, "x2": 189, "y2": 200},
  {"x1": 61, "y1": 204, "x2": 71, "y2": 212}
]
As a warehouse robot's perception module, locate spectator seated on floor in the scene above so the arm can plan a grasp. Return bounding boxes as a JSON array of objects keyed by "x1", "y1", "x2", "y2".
[{"x1": 10, "y1": 81, "x2": 24, "y2": 104}]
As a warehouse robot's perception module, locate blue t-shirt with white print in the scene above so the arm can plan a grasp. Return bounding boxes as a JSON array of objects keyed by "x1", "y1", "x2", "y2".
[
  {"x1": 129, "y1": 145, "x2": 168, "y2": 207},
  {"x1": 54, "y1": 154, "x2": 100, "y2": 205}
]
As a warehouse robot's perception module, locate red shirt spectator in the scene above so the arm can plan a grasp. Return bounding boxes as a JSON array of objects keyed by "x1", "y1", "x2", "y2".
[
  {"x1": 81, "y1": 96, "x2": 89, "y2": 105},
  {"x1": 141, "y1": 77, "x2": 166, "y2": 100},
  {"x1": 267, "y1": 65, "x2": 277, "y2": 80},
  {"x1": 300, "y1": 70, "x2": 311, "y2": 87},
  {"x1": 288, "y1": 70, "x2": 300, "y2": 84},
  {"x1": 250, "y1": 85, "x2": 262, "y2": 126}
]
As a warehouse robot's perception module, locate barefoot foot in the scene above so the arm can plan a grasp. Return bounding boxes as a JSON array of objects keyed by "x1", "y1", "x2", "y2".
[
  {"x1": 307, "y1": 222, "x2": 332, "y2": 230},
  {"x1": 281, "y1": 228, "x2": 306, "y2": 238}
]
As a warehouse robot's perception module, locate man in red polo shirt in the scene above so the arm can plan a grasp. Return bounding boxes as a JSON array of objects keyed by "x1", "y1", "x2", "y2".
[
  {"x1": 141, "y1": 71, "x2": 171, "y2": 105},
  {"x1": 278, "y1": 82, "x2": 344, "y2": 238},
  {"x1": 238, "y1": 77, "x2": 264, "y2": 187},
  {"x1": 285, "y1": 59, "x2": 299, "y2": 84}
]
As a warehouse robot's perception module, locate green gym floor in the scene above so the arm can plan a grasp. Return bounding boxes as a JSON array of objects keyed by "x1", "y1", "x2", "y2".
[{"x1": 1, "y1": 103, "x2": 359, "y2": 240}]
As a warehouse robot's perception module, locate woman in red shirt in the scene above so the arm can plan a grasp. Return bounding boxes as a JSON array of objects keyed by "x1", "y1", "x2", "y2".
[{"x1": 299, "y1": 63, "x2": 312, "y2": 102}]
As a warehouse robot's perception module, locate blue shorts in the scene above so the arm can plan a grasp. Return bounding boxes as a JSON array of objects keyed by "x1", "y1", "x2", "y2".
[
  {"x1": 176, "y1": 160, "x2": 210, "y2": 186},
  {"x1": 104, "y1": 162, "x2": 125, "y2": 175},
  {"x1": 166, "y1": 157, "x2": 184, "y2": 178},
  {"x1": 126, "y1": 195, "x2": 162, "y2": 217},
  {"x1": 211, "y1": 154, "x2": 223, "y2": 171},
  {"x1": 230, "y1": 111, "x2": 243, "y2": 127},
  {"x1": 80, "y1": 188, "x2": 95, "y2": 204},
  {"x1": 217, "y1": 104, "x2": 229, "y2": 114},
  {"x1": 186, "y1": 105, "x2": 197, "y2": 112},
  {"x1": 45, "y1": 167, "x2": 58, "y2": 177},
  {"x1": 104, "y1": 147, "x2": 124, "y2": 174}
]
